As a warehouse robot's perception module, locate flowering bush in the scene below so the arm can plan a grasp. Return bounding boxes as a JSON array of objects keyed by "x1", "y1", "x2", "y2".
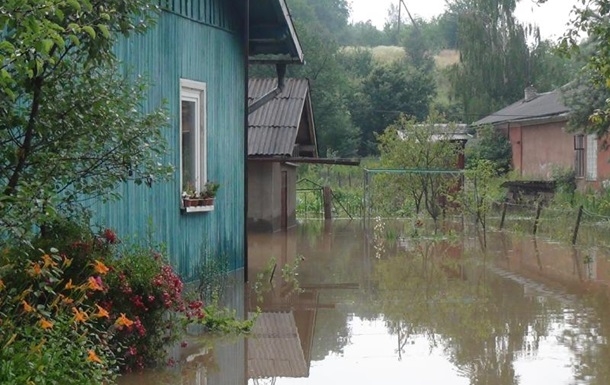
[
  {"x1": 33, "y1": 222, "x2": 206, "y2": 372},
  {"x1": 101, "y1": 246, "x2": 205, "y2": 371},
  {"x1": 0, "y1": 248, "x2": 118, "y2": 385},
  {"x1": 1, "y1": 219, "x2": 252, "y2": 379}
]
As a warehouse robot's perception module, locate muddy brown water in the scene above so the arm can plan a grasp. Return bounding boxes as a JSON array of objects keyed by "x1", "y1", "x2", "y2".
[{"x1": 119, "y1": 219, "x2": 610, "y2": 385}]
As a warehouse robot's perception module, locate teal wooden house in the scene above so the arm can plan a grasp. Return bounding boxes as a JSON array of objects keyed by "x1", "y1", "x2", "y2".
[{"x1": 93, "y1": 0, "x2": 303, "y2": 280}]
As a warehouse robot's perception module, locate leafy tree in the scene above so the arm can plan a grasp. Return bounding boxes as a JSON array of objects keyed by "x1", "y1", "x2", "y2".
[
  {"x1": 529, "y1": 40, "x2": 581, "y2": 92},
  {"x1": 340, "y1": 21, "x2": 386, "y2": 47},
  {"x1": 0, "y1": 0, "x2": 172, "y2": 240},
  {"x1": 562, "y1": 70, "x2": 610, "y2": 137},
  {"x1": 356, "y1": 61, "x2": 436, "y2": 155},
  {"x1": 466, "y1": 124, "x2": 512, "y2": 174},
  {"x1": 376, "y1": 115, "x2": 463, "y2": 227},
  {"x1": 447, "y1": 0, "x2": 534, "y2": 121},
  {"x1": 545, "y1": 0, "x2": 610, "y2": 136},
  {"x1": 337, "y1": 48, "x2": 375, "y2": 80}
]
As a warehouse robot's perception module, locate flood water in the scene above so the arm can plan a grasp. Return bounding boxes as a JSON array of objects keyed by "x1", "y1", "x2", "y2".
[{"x1": 119, "y1": 219, "x2": 610, "y2": 385}]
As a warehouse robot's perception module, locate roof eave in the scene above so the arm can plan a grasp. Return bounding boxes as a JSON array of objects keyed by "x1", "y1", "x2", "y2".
[{"x1": 248, "y1": 0, "x2": 304, "y2": 65}]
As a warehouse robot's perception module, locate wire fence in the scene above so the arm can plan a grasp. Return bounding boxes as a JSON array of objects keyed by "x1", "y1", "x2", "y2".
[{"x1": 491, "y1": 200, "x2": 610, "y2": 249}]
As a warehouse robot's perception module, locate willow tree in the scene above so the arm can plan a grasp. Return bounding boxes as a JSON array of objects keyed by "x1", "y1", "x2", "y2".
[{"x1": 447, "y1": 0, "x2": 533, "y2": 121}]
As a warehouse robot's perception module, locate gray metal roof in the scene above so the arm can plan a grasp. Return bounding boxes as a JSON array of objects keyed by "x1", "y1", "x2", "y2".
[
  {"x1": 247, "y1": 311, "x2": 308, "y2": 379},
  {"x1": 248, "y1": 78, "x2": 313, "y2": 156},
  {"x1": 472, "y1": 89, "x2": 570, "y2": 126}
]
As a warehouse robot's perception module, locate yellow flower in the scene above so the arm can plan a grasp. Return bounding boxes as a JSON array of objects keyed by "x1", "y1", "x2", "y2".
[
  {"x1": 39, "y1": 318, "x2": 53, "y2": 330},
  {"x1": 72, "y1": 307, "x2": 89, "y2": 323},
  {"x1": 115, "y1": 313, "x2": 134, "y2": 328},
  {"x1": 41, "y1": 254, "x2": 57, "y2": 268},
  {"x1": 22, "y1": 300, "x2": 35, "y2": 313},
  {"x1": 87, "y1": 276, "x2": 103, "y2": 291},
  {"x1": 92, "y1": 260, "x2": 110, "y2": 275},
  {"x1": 94, "y1": 304, "x2": 109, "y2": 319},
  {"x1": 87, "y1": 349, "x2": 103, "y2": 364}
]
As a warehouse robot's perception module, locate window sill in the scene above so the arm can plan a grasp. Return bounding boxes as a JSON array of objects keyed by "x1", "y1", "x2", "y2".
[{"x1": 181, "y1": 205, "x2": 214, "y2": 213}]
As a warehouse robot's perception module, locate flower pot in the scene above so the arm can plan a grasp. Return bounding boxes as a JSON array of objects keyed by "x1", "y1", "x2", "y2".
[
  {"x1": 183, "y1": 198, "x2": 198, "y2": 207},
  {"x1": 202, "y1": 197, "x2": 215, "y2": 206}
]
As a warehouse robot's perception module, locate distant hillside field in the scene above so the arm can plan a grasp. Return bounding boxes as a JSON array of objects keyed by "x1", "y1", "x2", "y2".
[{"x1": 342, "y1": 46, "x2": 460, "y2": 68}]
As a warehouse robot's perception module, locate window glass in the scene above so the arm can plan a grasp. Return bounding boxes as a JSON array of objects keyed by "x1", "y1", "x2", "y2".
[
  {"x1": 179, "y1": 79, "x2": 206, "y2": 205},
  {"x1": 586, "y1": 134, "x2": 598, "y2": 181},
  {"x1": 181, "y1": 100, "x2": 197, "y2": 189}
]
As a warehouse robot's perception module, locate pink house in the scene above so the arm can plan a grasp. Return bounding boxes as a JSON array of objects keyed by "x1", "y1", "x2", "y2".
[{"x1": 473, "y1": 87, "x2": 610, "y2": 190}]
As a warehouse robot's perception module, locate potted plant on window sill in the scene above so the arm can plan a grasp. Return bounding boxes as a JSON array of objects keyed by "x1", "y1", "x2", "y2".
[
  {"x1": 182, "y1": 183, "x2": 199, "y2": 207},
  {"x1": 200, "y1": 181, "x2": 220, "y2": 206}
]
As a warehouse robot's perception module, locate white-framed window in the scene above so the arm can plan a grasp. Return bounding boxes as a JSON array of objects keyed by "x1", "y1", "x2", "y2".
[
  {"x1": 586, "y1": 134, "x2": 598, "y2": 181},
  {"x1": 180, "y1": 79, "x2": 207, "y2": 198},
  {"x1": 574, "y1": 135, "x2": 585, "y2": 178}
]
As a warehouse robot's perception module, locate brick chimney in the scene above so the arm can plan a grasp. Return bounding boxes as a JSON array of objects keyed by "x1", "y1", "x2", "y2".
[{"x1": 524, "y1": 85, "x2": 537, "y2": 102}]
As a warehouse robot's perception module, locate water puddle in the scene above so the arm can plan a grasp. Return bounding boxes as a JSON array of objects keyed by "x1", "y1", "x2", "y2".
[{"x1": 120, "y1": 219, "x2": 610, "y2": 385}]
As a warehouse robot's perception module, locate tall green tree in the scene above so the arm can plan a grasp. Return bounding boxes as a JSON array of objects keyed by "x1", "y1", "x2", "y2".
[
  {"x1": 0, "y1": 0, "x2": 172, "y2": 240},
  {"x1": 354, "y1": 61, "x2": 436, "y2": 155},
  {"x1": 447, "y1": 0, "x2": 533, "y2": 121}
]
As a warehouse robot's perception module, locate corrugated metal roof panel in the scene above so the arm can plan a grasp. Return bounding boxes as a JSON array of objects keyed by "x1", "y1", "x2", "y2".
[
  {"x1": 247, "y1": 312, "x2": 308, "y2": 379},
  {"x1": 472, "y1": 89, "x2": 570, "y2": 126},
  {"x1": 248, "y1": 78, "x2": 309, "y2": 156}
]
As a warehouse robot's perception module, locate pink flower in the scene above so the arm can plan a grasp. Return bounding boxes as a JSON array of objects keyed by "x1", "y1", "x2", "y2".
[{"x1": 103, "y1": 229, "x2": 118, "y2": 244}]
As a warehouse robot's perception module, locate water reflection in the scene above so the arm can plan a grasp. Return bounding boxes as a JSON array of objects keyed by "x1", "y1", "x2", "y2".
[{"x1": 120, "y1": 220, "x2": 610, "y2": 385}]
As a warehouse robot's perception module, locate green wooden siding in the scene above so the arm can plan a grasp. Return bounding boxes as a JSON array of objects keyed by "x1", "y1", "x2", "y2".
[
  {"x1": 92, "y1": 2, "x2": 246, "y2": 280},
  {"x1": 159, "y1": 0, "x2": 239, "y2": 32}
]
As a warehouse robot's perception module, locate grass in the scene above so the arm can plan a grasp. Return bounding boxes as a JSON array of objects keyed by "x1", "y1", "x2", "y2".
[{"x1": 342, "y1": 46, "x2": 460, "y2": 66}]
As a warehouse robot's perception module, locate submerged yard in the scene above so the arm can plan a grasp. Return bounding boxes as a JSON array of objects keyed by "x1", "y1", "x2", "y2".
[{"x1": 119, "y1": 219, "x2": 610, "y2": 385}]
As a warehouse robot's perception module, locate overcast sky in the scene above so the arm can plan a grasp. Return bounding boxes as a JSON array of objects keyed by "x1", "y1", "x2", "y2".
[{"x1": 348, "y1": 0, "x2": 579, "y2": 41}]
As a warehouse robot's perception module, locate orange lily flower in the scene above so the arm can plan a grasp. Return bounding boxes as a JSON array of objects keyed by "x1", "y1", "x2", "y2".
[
  {"x1": 62, "y1": 256, "x2": 73, "y2": 268},
  {"x1": 61, "y1": 295, "x2": 74, "y2": 305},
  {"x1": 39, "y1": 318, "x2": 53, "y2": 329},
  {"x1": 41, "y1": 254, "x2": 57, "y2": 268},
  {"x1": 72, "y1": 307, "x2": 88, "y2": 323},
  {"x1": 87, "y1": 349, "x2": 103, "y2": 364},
  {"x1": 28, "y1": 262, "x2": 42, "y2": 277},
  {"x1": 22, "y1": 300, "x2": 35, "y2": 313},
  {"x1": 115, "y1": 313, "x2": 134, "y2": 328},
  {"x1": 92, "y1": 260, "x2": 110, "y2": 275},
  {"x1": 95, "y1": 304, "x2": 109, "y2": 318},
  {"x1": 0, "y1": 279, "x2": 5, "y2": 290},
  {"x1": 65, "y1": 279, "x2": 76, "y2": 290},
  {"x1": 87, "y1": 276, "x2": 103, "y2": 291}
]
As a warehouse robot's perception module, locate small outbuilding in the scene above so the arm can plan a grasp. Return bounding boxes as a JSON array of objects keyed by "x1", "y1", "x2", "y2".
[{"x1": 247, "y1": 78, "x2": 318, "y2": 232}]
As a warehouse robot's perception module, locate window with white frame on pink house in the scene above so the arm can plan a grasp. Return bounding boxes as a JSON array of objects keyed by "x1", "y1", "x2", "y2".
[{"x1": 586, "y1": 134, "x2": 598, "y2": 181}]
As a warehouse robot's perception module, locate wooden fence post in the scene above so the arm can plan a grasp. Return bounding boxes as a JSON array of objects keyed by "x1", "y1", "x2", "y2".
[
  {"x1": 499, "y1": 202, "x2": 507, "y2": 230},
  {"x1": 572, "y1": 205, "x2": 584, "y2": 245},
  {"x1": 533, "y1": 201, "x2": 543, "y2": 235},
  {"x1": 323, "y1": 186, "x2": 332, "y2": 220}
]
